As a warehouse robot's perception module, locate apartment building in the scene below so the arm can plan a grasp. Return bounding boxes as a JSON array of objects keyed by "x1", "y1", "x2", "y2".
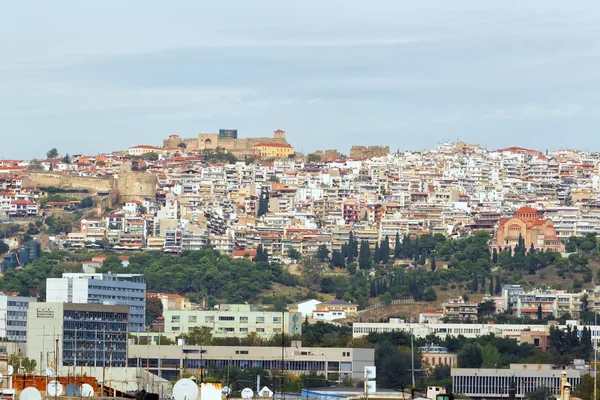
[{"x1": 154, "y1": 304, "x2": 302, "y2": 340}]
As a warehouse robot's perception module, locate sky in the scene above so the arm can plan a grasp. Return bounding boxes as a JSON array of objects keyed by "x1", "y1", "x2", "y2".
[{"x1": 2, "y1": 1, "x2": 600, "y2": 159}]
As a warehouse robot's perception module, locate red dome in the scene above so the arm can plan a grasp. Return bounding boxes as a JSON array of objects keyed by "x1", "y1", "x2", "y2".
[{"x1": 515, "y1": 206, "x2": 538, "y2": 215}]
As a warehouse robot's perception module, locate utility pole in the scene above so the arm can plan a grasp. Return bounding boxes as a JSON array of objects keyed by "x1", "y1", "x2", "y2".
[
  {"x1": 54, "y1": 338, "x2": 59, "y2": 400},
  {"x1": 595, "y1": 312, "x2": 598, "y2": 400},
  {"x1": 410, "y1": 329, "x2": 415, "y2": 389}
]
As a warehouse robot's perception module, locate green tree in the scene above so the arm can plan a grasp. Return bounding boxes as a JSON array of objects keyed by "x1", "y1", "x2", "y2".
[
  {"x1": 472, "y1": 274, "x2": 479, "y2": 293},
  {"x1": 381, "y1": 236, "x2": 390, "y2": 264},
  {"x1": 288, "y1": 248, "x2": 301, "y2": 261},
  {"x1": 430, "y1": 255, "x2": 436, "y2": 272},
  {"x1": 373, "y1": 242, "x2": 381, "y2": 265},
  {"x1": 177, "y1": 142, "x2": 187, "y2": 149},
  {"x1": 489, "y1": 275, "x2": 494, "y2": 295},
  {"x1": 537, "y1": 304, "x2": 543, "y2": 320},
  {"x1": 457, "y1": 343, "x2": 483, "y2": 368},
  {"x1": 482, "y1": 343, "x2": 501, "y2": 368},
  {"x1": 257, "y1": 187, "x2": 270, "y2": 217},
  {"x1": 300, "y1": 256, "x2": 327, "y2": 290},
  {"x1": 306, "y1": 153, "x2": 321, "y2": 163},
  {"x1": 315, "y1": 245, "x2": 329, "y2": 262},
  {"x1": 359, "y1": 240, "x2": 372, "y2": 270},
  {"x1": 182, "y1": 326, "x2": 213, "y2": 345},
  {"x1": 146, "y1": 296, "x2": 163, "y2": 325},
  {"x1": 79, "y1": 197, "x2": 95, "y2": 208},
  {"x1": 380, "y1": 292, "x2": 392, "y2": 304},
  {"x1": 46, "y1": 148, "x2": 59, "y2": 158},
  {"x1": 394, "y1": 233, "x2": 401, "y2": 259},
  {"x1": 0, "y1": 241, "x2": 8, "y2": 255}
]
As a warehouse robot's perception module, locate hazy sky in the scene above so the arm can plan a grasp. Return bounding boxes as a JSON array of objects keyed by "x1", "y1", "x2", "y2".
[{"x1": 2, "y1": 1, "x2": 600, "y2": 158}]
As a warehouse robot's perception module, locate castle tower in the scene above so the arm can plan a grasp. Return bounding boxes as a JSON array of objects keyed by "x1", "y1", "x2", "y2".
[{"x1": 273, "y1": 129, "x2": 286, "y2": 139}]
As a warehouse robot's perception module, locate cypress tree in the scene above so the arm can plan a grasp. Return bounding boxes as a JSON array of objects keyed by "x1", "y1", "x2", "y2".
[
  {"x1": 489, "y1": 276, "x2": 494, "y2": 295},
  {"x1": 495, "y1": 275, "x2": 502, "y2": 295},
  {"x1": 537, "y1": 304, "x2": 543, "y2": 320},
  {"x1": 529, "y1": 243, "x2": 535, "y2": 254},
  {"x1": 257, "y1": 186, "x2": 270, "y2": 217},
  {"x1": 472, "y1": 274, "x2": 478, "y2": 293},
  {"x1": 347, "y1": 232, "x2": 355, "y2": 263},
  {"x1": 381, "y1": 236, "x2": 390, "y2": 264},
  {"x1": 359, "y1": 240, "x2": 372, "y2": 270},
  {"x1": 492, "y1": 248, "x2": 498, "y2": 263},
  {"x1": 394, "y1": 233, "x2": 401, "y2": 259},
  {"x1": 430, "y1": 254, "x2": 436, "y2": 272},
  {"x1": 374, "y1": 242, "x2": 381, "y2": 265}
]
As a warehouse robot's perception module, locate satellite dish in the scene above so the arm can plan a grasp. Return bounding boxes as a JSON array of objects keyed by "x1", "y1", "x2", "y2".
[
  {"x1": 173, "y1": 378, "x2": 199, "y2": 400},
  {"x1": 81, "y1": 384, "x2": 95, "y2": 397},
  {"x1": 47, "y1": 380, "x2": 64, "y2": 396},
  {"x1": 20, "y1": 387, "x2": 42, "y2": 400},
  {"x1": 222, "y1": 387, "x2": 231, "y2": 395},
  {"x1": 241, "y1": 388, "x2": 254, "y2": 399},
  {"x1": 66, "y1": 384, "x2": 81, "y2": 396},
  {"x1": 45, "y1": 367, "x2": 54, "y2": 377},
  {"x1": 7, "y1": 365, "x2": 14, "y2": 376}
]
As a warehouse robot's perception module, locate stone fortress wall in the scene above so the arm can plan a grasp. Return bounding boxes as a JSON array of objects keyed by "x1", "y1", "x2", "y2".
[
  {"x1": 23, "y1": 171, "x2": 156, "y2": 205},
  {"x1": 349, "y1": 145, "x2": 390, "y2": 159},
  {"x1": 163, "y1": 130, "x2": 290, "y2": 157}
]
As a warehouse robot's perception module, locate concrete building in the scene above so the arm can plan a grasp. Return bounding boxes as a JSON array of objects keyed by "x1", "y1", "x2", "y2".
[
  {"x1": 46, "y1": 273, "x2": 146, "y2": 332},
  {"x1": 452, "y1": 364, "x2": 584, "y2": 399},
  {"x1": 155, "y1": 304, "x2": 302, "y2": 340},
  {"x1": 127, "y1": 342, "x2": 374, "y2": 381},
  {"x1": 27, "y1": 302, "x2": 129, "y2": 371},
  {"x1": 419, "y1": 345, "x2": 457, "y2": 371},
  {"x1": 287, "y1": 299, "x2": 322, "y2": 318},
  {"x1": 0, "y1": 293, "x2": 37, "y2": 342}
]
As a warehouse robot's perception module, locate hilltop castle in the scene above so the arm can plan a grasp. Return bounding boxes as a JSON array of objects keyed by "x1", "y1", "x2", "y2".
[{"x1": 163, "y1": 129, "x2": 293, "y2": 158}]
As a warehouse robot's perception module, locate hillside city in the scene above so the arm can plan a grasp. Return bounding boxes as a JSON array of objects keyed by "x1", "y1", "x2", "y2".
[{"x1": 3, "y1": 129, "x2": 600, "y2": 399}]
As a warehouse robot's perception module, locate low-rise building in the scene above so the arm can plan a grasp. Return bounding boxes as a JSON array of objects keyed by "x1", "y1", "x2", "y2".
[
  {"x1": 288, "y1": 299, "x2": 322, "y2": 318},
  {"x1": 127, "y1": 342, "x2": 374, "y2": 381},
  {"x1": 419, "y1": 345, "x2": 457, "y2": 371},
  {"x1": 452, "y1": 364, "x2": 584, "y2": 399}
]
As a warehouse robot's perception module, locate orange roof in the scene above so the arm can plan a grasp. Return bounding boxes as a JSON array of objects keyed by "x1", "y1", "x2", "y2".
[{"x1": 515, "y1": 206, "x2": 538, "y2": 214}]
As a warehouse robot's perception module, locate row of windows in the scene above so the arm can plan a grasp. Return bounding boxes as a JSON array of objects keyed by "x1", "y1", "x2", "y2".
[
  {"x1": 453, "y1": 375, "x2": 580, "y2": 396},
  {"x1": 171, "y1": 315, "x2": 282, "y2": 324}
]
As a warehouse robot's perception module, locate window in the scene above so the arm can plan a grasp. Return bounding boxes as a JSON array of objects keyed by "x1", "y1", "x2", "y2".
[
  {"x1": 224, "y1": 327, "x2": 235, "y2": 333},
  {"x1": 240, "y1": 317, "x2": 248, "y2": 323},
  {"x1": 256, "y1": 317, "x2": 265, "y2": 324},
  {"x1": 236, "y1": 350, "x2": 249, "y2": 355},
  {"x1": 188, "y1": 316, "x2": 197, "y2": 323},
  {"x1": 172, "y1": 327, "x2": 180, "y2": 332},
  {"x1": 256, "y1": 328, "x2": 265, "y2": 333},
  {"x1": 273, "y1": 328, "x2": 282, "y2": 333},
  {"x1": 240, "y1": 327, "x2": 248, "y2": 333},
  {"x1": 171, "y1": 315, "x2": 180, "y2": 322},
  {"x1": 273, "y1": 316, "x2": 281, "y2": 323},
  {"x1": 205, "y1": 316, "x2": 214, "y2": 323},
  {"x1": 219, "y1": 316, "x2": 235, "y2": 321}
]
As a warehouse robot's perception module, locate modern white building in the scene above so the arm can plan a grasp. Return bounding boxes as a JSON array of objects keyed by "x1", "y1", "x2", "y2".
[
  {"x1": 452, "y1": 364, "x2": 585, "y2": 399},
  {"x1": 0, "y1": 292, "x2": 37, "y2": 342},
  {"x1": 127, "y1": 342, "x2": 374, "y2": 381},
  {"x1": 46, "y1": 273, "x2": 146, "y2": 332},
  {"x1": 141, "y1": 304, "x2": 302, "y2": 341},
  {"x1": 288, "y1": 299, "x2": 322, "y2": 318}
]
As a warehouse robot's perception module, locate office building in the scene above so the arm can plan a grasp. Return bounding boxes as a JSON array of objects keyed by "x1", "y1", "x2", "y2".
[
  {"x1": 452, "y1": 364, "x2": 584, "y2": 399},
  {"x1": 27, "y1": 302, "x2": 129, "y2": 370},
  {"x1": 46, "y1": 273, "x2": 146, "y2": 332},
  {"x1": 151, "y1": 304, "x2": 302, "y2": 340},
  {"x1": 127, "y1": 342, "x2": 374, "y2": 381},
  {"x1": 0, "y1": 293, "x2": 37, "y2": 342}
]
